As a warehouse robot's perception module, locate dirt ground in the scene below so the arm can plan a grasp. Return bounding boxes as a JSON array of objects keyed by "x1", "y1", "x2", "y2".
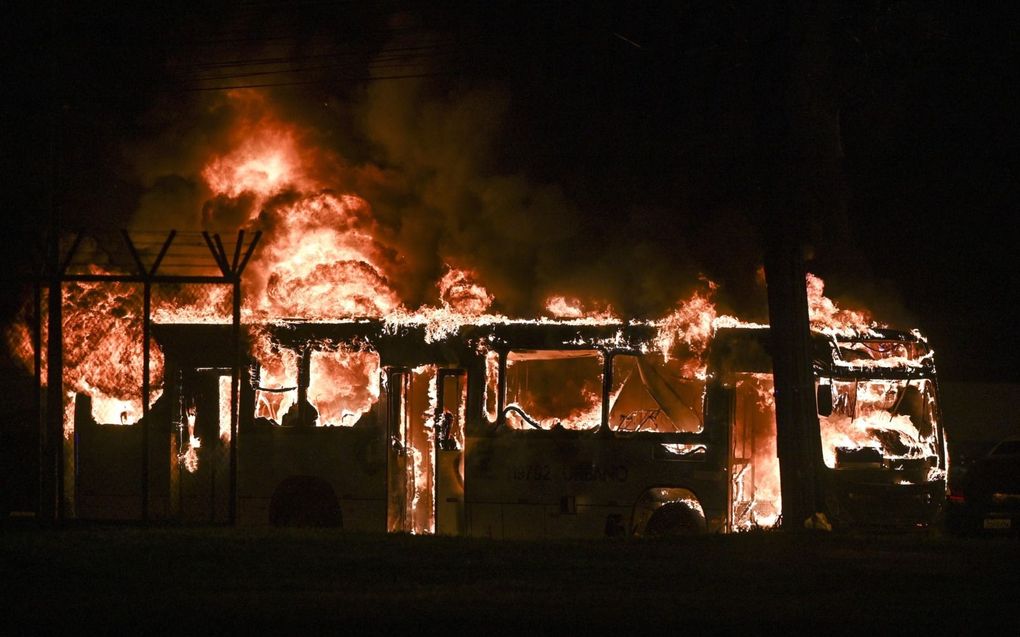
[{"x1": 2, "y1": 524, "x2": 1017, "y2": 632}]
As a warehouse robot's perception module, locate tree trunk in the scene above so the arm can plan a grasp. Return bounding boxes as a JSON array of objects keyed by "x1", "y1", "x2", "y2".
[{"x1": 757, "y1": 2, "x2": 842, "y2": 528}]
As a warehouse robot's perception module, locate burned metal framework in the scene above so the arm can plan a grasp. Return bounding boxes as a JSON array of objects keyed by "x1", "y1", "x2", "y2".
[{"x1": 35, "y1": 229, "x2": 261, "y2": 523}]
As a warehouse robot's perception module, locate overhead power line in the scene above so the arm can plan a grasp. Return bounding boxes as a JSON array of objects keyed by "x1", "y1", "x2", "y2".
[{"x1": 180, "y1": 69, "x2": 463, "y2": 92}]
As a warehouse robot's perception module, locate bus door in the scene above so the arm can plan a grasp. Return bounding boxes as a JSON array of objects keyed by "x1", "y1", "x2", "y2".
[
  {"x1": 435, "y1": 369, "x2": 466, "y2": 535},
  {"x1": 386, "y1": 365, "x2": 462, "y2": 534},
  {"x1": 728, "y1": 372, "x2": 782, "y2": 530},
  {"x1": 176, "y1": 368, "x2": 231, "y2": 523}
]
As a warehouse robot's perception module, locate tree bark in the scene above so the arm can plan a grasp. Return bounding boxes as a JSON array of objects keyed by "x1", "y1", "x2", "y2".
[{"x1": 756, "y1": 2, "x2": 842, "y2": 528}]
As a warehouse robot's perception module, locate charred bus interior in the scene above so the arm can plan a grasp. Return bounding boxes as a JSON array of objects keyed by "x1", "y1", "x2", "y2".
[{"x1": 819, "y1": 330, "x2": 946, "y2": 528}]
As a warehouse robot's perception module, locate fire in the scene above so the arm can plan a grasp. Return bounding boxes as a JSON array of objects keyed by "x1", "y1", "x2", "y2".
[
  {"x1": 545, "y1": 296, "x2": 583, "y2": 318},
  {"x1": 545, "y1": 296, "x2": 616, "y2": 321},
  {"x1": 204, "y1": 148, "x2": 293, "y2": 199},
  {"x1": 308, "y1": 345, "x2": 381, "y2": 426},
  {"x1": 421, "y1": 367, "x2": 439, "y2": 533},
  {"x1": 654, "y1": 287, "x2": 718, "y2": 365},
  {"x1": 388, "y1": 365, "x2": 439, "y2": 534},
  {"x1": 440, "y1": 267, "x2": 493, "y2": 315},
  {"x1": 384, "y1": 267, "x2": 494, "y2": 343},
  {"x1": 218, "y1": 375, "x2": 232, "y2": 442},
  {"x1": 818, "y1": 378, "x2": 940, "y2": 469},
  {"x1": 202, "y1": 91, "x2": 312, "y2": 199},
  {"x1": 53, "y1": 276, "x2": 166, "y2": 433},
  {"x1": 3, "y1": 86, "x2": 943, "y2": 531},
  {"x1": 653, "y1": 283, "x2": 764, "y2": 376},
  {"x1": 251, "y1": 328, "x2": 299, "y2": 423},
  {"x1": 484, "y1": 351, "x2": 499, "y2": 422},
  {"x1": 179, "y1": 412, "x2": 201, "y2": 474},
  {"x1": 503, "y1": 352, "x2": 604, "y2": 431},
  {"x1": 503, "y1": 387, "x2": 604, "y2": 431},
  {"x1": 732, "y1": 374, "x2": 781, "y2": 530},
  {"x1": 152, "y1": 285, "x2": 232, "y2": 324},
  {"x1": 806, "y1": 273, "x2": 875, "y2": 335},
  {"x1": 251, "y1": 193, "x2": 401, "y2": 319}
]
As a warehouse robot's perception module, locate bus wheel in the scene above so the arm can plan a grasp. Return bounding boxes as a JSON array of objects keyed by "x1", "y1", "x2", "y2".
[
  {"x1": 269, "y1": 476, "x2": 343, "y2": 528},
  {"x1": 645, "y1": 502, "x2": 706, "y2": 536}
]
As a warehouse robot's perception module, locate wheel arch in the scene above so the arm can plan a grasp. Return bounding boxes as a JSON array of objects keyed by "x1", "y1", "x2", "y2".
[
  {"x1": 631, "y1": 486, "x2": 706, "y2": 536},
  {"x1": 268, "y1": 474, "x2": 344, "y2": 528}
]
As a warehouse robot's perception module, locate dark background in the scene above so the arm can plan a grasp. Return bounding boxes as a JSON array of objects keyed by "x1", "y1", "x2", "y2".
[{"x1": 3, "y1": 0, "x2": 1018, "y2": 384}]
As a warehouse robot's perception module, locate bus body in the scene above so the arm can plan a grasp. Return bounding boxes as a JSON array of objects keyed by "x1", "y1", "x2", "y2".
[{"x1": 70, "y1": 320, "x2": 946, "y2": 534}]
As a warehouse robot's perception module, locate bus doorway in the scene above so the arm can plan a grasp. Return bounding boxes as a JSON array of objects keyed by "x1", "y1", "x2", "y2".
[
  {"x1": 728, "y1": 372, "x2": 782, "y2": 530},
  {"x1": 435, "y1": 369, "x2": 466, "y2": 535},
  {"x1": 173, "y1": 369, "x2": 231, "y2": 523},
  {"x1": 386, "y1": 366, "x2": 465, "y2": 534}
]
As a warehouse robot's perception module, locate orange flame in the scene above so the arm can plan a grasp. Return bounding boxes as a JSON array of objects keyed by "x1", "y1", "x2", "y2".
[
  {"x1": 250, "y1": 327, "x2": 299, "y2": 423},
  {"x1": 60, "y1": 276, "x2": 165, "y2": 432},
  {"x1": 202, "y1": 91, "x2": 313, "y2": 200},
  {"x1": 218, "y1": 375, "x2": 232, "y2": 443},
  {"x1": 250, "y1": 193, "x2": 401, "y2": 319},
  {"x1": 179, "y1": 412, "x2": 201, "y2": 473},
  {"x1": 309, "y1": 346, "x2": 381, "y2": 426},
  {"x1": 440, "y1": 267, "x2": 493, "y2": 315},
  {"x1": 653, "y1": 283, "x2": 764, "y2": 376},
  {"x1": 544, "y1": 296, "x2": 617, "y2": 321},
  {"x1": 807, "y1": 273, "x2": 875, "y2": 334},
  {"x1": 818, "y1": 379, "x2": 940, "y2": 469},
  {"x1": 732, "y1": 374, "x2": 781, "y2": 530}
]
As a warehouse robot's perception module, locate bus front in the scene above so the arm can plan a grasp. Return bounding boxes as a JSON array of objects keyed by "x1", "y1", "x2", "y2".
[{"x1": 817, "y1": 330, "x2": 947, "y2": 529}]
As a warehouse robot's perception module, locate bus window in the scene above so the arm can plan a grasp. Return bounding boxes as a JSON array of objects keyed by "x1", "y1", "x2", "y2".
[
  {"x1": 438, "y1": 370, "x2": 466, "y2": 450},
  {"x1": 309, "y1": 348, "x2": 381, "y2": 427},
  {"x1": 484, "y1": 351, "x2": 499, "y2": 423},
  {"x1": 253, "y1": 346, "x2": 381, "y2": 428},
  {"x1": 609, "y1": 355, "x2": 703, "y2": 433},
  {"x1": 503, "y1": 350, "x2": 603, "y2": 431},
  {"x1": 253, "y1": 347, "x2": 299, "y2": 424}
]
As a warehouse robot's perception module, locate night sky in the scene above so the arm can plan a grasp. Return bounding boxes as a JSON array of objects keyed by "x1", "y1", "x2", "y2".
[{"x1": 4, "y1": 1, "x2": 1018, "y2": 383}]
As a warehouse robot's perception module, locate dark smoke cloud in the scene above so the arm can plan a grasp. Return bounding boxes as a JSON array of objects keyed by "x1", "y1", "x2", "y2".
[
  {"x1": 122, "y1": 71, "x2": 714, "y2": 317},
  {"x1": 117, "y1": 25, "x2": 859, "y2": 325}
]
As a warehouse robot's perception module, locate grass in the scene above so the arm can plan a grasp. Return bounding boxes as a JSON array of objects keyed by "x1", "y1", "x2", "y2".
[{"x1": 2, "y1": 524, "x2": 1018, "y2": 632}]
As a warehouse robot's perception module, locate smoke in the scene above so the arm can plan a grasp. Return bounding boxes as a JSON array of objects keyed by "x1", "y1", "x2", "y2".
[
  {"x1": 134, "y1": 81, "x2": 736, "y2": 319},
  {"x1": 348, "y1": 78, "x2": 586, "y2": 312},
  {"x1": 118, "y1": 26, "x2": 885, "y2": 325}
]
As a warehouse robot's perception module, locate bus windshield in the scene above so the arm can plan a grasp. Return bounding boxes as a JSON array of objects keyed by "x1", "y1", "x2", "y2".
[{"x1": 818, "y1": 378, "x2": 940, "y2": 469}]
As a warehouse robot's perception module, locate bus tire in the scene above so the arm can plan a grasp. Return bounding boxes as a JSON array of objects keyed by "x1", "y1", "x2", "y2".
[
  {"x1": 645, "y1": 502, "x2": 706, "y2": 536},
  {"x1": 268, "y1": 475, "x2": 343, "y2": 528}
]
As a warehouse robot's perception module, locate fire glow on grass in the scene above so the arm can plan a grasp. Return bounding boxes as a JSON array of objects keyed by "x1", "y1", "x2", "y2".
[{"x1": 5, "y1": 89, "x2": 937, "y2": 500}]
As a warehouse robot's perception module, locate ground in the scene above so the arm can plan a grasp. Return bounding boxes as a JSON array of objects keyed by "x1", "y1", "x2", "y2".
[{"x1": 2, "y1": 525, "x2": 1017, "y2": 631}]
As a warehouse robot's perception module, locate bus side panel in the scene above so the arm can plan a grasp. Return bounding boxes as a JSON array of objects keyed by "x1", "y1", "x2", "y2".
[
  {"x1": 237, "y1": 425, "x2": 386, "y2": 529},
  {"x1": 465, "y1": 432, "x2": 727, "y2": 538},
  {"x1": 75, "y1": 420, "x2": 143, "y2": 520}
]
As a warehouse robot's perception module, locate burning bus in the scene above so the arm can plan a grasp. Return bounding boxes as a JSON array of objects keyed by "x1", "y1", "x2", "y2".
[
  {"x1": 68, "y1": 314, "x2": 946, "y2": 536},
  {"x1": 13, "y1": 90, "x2": 947, "y2": 534}
]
